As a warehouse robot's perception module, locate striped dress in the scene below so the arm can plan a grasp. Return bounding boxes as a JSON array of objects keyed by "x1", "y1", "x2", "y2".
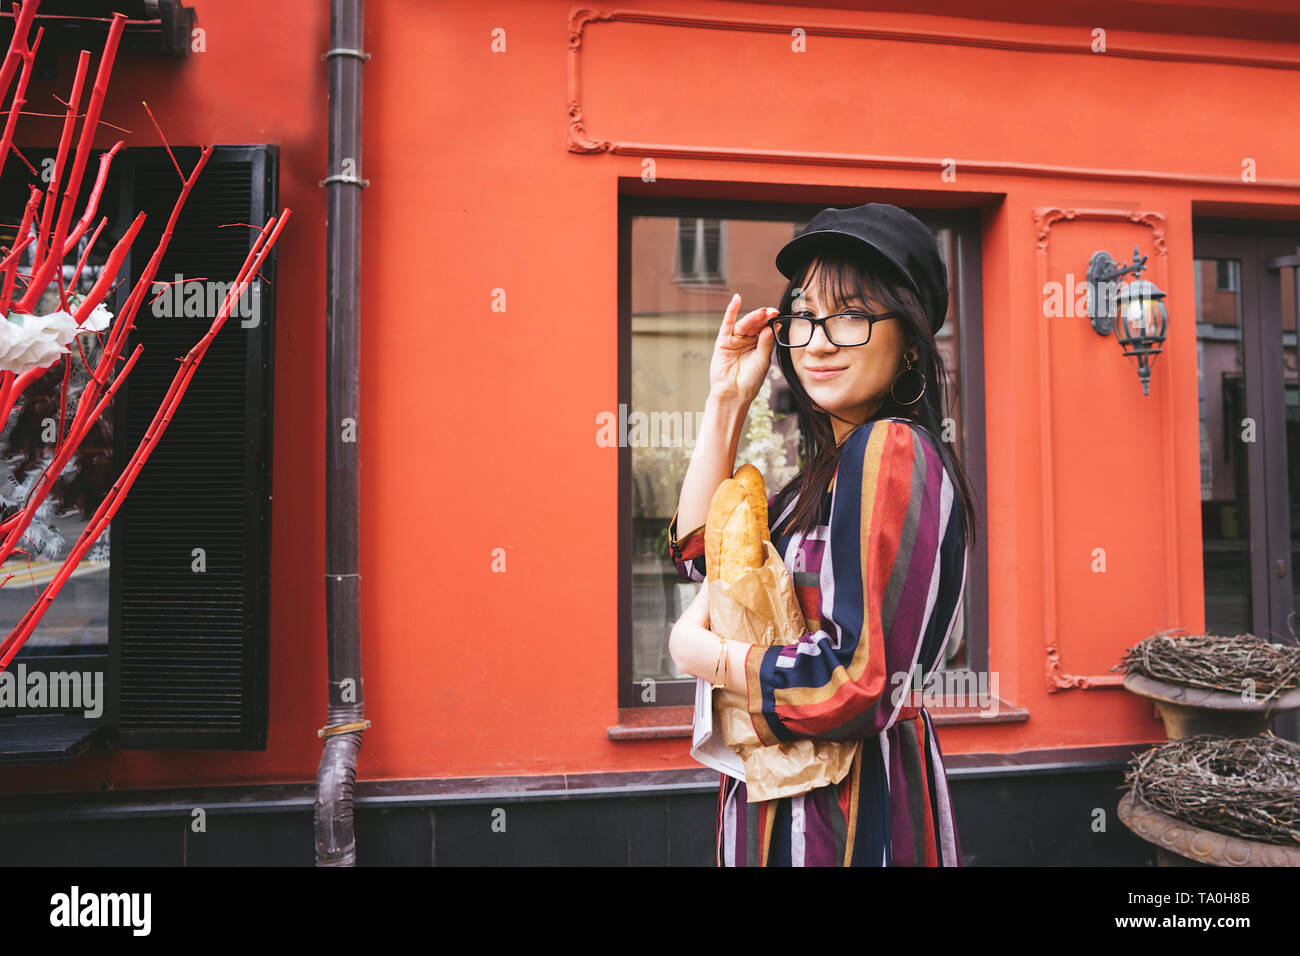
[{"x1": 668, "y1": 416, "x2": 968, "y2": 866}]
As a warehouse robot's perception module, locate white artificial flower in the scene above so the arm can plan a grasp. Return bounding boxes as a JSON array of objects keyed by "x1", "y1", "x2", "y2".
[
  {"x1": 79, "y1": 300, "x2": 114, "y2": 332},
  {"x1": 0, "y1": 300, "x2": 115, "y2": 374},
  {"x1": 2, "y1": 313, "x2": 57, "y2": 372},
  {"x1": 67, "y1": 293, "x2": 114, "y2": 333}
]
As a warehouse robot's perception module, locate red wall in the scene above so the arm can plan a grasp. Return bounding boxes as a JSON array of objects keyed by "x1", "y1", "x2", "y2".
[{"x1": 4, "y1": 0, "x2": 1299, "y2": 794}]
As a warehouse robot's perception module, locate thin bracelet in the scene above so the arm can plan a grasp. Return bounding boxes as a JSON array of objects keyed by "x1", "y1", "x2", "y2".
[{"x1": 711, "y1": 635, "x2": 728, "y2": 689}]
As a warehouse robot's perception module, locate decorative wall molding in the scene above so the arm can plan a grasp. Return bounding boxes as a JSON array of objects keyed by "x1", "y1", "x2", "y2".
[
  {"x1": 567, "y1": 8, "x2": 615, "y2": 154},
  {"x1": 1032, "y1": 207, "x2": 1174, "y2": 692},
  {"x1": 1034, "y1": 207, "x2": 1168, "y2": 255},
  {"x1": 566, "y1": 7, "x2": 1300, "y2": 189}
]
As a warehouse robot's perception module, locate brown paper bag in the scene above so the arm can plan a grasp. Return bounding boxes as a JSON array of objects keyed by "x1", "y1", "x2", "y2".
[{"x1": 709, "y1": 539, "x2": 860, "y2": 803}]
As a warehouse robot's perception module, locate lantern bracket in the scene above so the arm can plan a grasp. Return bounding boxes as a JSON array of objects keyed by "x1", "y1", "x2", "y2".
[{"x1": 1086, "y1": 244, "x2": 1148, "y2": 336}]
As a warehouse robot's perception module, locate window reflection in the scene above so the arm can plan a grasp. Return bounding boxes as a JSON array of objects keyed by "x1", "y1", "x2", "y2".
[
  {"x1": 1195, "y1": 257, "x2": 1253, "y2": 634},
  {"x1": 0, "y1": 235, "x2": 113, "y2": 658},
  {"x1": 629, "y1": 213, "x2": 968, "y2": 688},
  {"x1": 1281, "y1": 264, "x2": 1299, "y2": 632}
]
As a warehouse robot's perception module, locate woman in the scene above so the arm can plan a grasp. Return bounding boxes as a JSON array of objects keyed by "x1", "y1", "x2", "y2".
[{"x1": 666, "y1": 203, "x2": 979, "y2": 866}]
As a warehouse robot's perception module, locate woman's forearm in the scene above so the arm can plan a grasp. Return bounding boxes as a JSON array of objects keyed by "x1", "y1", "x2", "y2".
[
  {"x1": 669, "y1": 619, "x2": 750, "y2": 695},
  {"x1": 674, "y1": 393, "x2": 751, "y2": 536}
]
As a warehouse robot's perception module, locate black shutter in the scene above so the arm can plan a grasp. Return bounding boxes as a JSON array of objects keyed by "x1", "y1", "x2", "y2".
[{"x1": 106, "y1": 145, "x2": 277, "y2": 749}]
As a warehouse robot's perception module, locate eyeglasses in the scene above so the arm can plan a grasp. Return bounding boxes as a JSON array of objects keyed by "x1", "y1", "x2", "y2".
[{"x1": 766, "y1": 309, "x2": 901, "y2": 348}]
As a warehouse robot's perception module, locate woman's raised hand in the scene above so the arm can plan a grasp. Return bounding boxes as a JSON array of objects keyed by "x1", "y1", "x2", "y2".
[
  {"x1": 709, "y1": 292, "x2": 777, "y2": 407},
  {"x1": 671, "y1": 295, "x2": 773, "y2": 567}
]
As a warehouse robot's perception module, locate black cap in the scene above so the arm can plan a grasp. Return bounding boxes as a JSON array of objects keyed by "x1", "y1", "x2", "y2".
[{"x1": 775, "y1": 203, "x2": 949, "y2": 335}]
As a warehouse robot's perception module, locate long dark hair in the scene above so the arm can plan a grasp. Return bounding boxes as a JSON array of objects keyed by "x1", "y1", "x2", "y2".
[{"x1": 768, "y1": 244, "x2": 980, "y2": 553}]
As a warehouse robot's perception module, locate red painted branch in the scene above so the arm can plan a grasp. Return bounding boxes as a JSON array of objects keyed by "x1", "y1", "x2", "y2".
[
  {"x1": 59, "y1": 141, "x2": 123, "y2": 258},
  {"x1": 0, "y1": 21, "x2": 40, "y2": 186},
  {"x1": 2, "y1": 210, "x2": 290, "y2": 666},
  {"x1": 0, "y1": 0, "x2": 40, "y2": 104},
  {"x1": 33, "y1": 48, "x2": 88, "y2": 267},
  {"x1": 1, "y1": 185, "x2": 40, "y2": 309},
  {"x1": 0, "y1": 150, "x2": 216, "y2": 580},
  {"x1": 13, "y1": 13, "x2": 123, "y2": 314},
  {"x1": 0, "y1": 344, "x2": 144, "y2": 668}
]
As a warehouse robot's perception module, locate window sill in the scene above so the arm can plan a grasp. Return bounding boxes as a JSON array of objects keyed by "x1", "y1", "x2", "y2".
[
  {"x1": 607, "y1": 706, "x2": 693, "y2": 740},
  {"x1": 608, "y1": 697, "x2": 1028, "y2": 740},
  {"x1": 926, "y1": 696, "x2": 1028, "y2": 725},
  {"x1": 0, "y1": 714, "x2": 107, "y2": 765}
]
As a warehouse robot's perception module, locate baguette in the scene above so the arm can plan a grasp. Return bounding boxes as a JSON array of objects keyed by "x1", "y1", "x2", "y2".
[
  {"x1": 731, "y1": 463, "x2": 769, "y2": 542},
  {"x1": 705, "y1": 473, "x2": 765, "y2": 585}
]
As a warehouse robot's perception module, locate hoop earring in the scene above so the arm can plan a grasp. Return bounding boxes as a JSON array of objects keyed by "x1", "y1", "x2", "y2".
[{"x1": 890, "y1": 353, "x2": 926, "y2": 406}]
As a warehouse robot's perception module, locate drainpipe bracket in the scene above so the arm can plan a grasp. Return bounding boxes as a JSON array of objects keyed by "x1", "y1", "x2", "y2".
[
  {"x1": 322, "y1": 47, "x2": 371, "y2": 61},
  {"x1": 320, "y1": 174, "x2": 370, "y2": 188},
  {"x1": 318, "y1": 719, "x2": 371, "y2": 738}
]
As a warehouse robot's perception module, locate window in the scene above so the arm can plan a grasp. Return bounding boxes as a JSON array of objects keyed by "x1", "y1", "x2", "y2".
[
  {"x1": 0, "y1": 145, "x2": 279, "y2": 759},
  {"x1": 674, "y1": 217, "x2": 726, "y2": 286},
  {"x1": 0, "y1": 221, "x2": 113, "y2": 662},
  {"x1": 1215, "y1": 258, "x2": 1239, "y2": 293},
  {"x1": 1193, "y1": 230, "x2": 1299, "y2": 643},
  {"x1": 618, "y1": 197, "x2": 987, "y2": 708}
]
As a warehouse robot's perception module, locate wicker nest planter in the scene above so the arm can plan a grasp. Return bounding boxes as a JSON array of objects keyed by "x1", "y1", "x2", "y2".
[
  {"x1": 1121, "y1": 671, "x2": 1300, "y2": 739},
  {"x1": 1116, "y1": 733, "x2": 1300, "y2": 867},
  {"x1": 1113, "y1": 633, "x2": 1300, "y2": 864},
  {"x1": 1115, "y1": 631, "x2": 1300, "y2": 740},
  {"x1": 1117, "y1": 790, "x2": 1300, "y2": 867}
]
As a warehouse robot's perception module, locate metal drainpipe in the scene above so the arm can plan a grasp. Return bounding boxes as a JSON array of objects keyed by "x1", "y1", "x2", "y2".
[{"x1": 315, "y1": 0, "x2": 368, "y2": 867}]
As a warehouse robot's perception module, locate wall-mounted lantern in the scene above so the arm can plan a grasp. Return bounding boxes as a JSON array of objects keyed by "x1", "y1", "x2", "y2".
[{"x1": 1085, "y1": 244, "x2": 1169, "y2": 396}]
